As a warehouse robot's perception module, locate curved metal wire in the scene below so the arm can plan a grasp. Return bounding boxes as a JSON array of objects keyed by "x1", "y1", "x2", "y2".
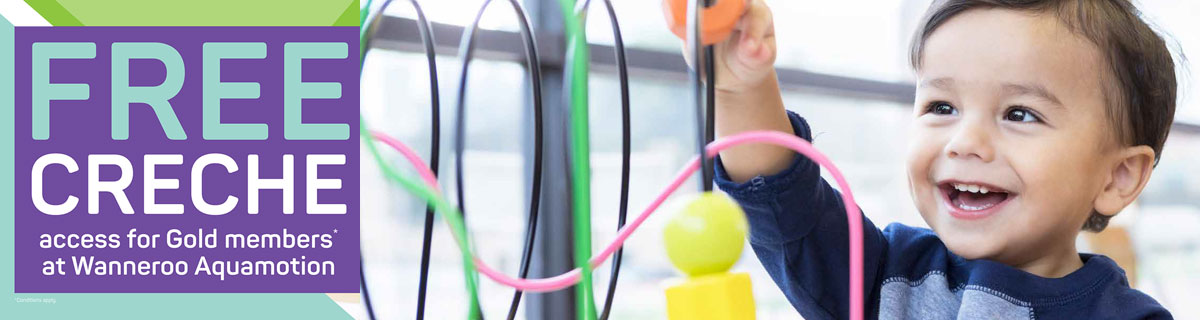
[
  {"x1": 455, "y1": 0, "x2": 545, "y2": 319},
  {"x1": 359, "y1": 0, "x2": 441, "y2": 319},
  {"x1": 686, "y1": 0, "x2": 717, "y2": 193},
  {"x1": 361, "y1": 0, "x2": 643, "y2": 318},
  {"x1": 702, "y1": 3, "x2": 716, "y2": 193},
  {"x1": 571, "y1": 0, "x2": 632, "y2": 319}
]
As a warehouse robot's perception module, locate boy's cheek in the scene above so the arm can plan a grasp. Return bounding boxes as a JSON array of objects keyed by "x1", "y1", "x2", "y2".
[
  {"x1": 1007, "y1": 158, "x2": 1099, "y2": 230},
  {"x1": 1004, "y1": 135, "x2": 1102, "y2": 190},
  {"x1": 906, "y1": 126, "x2": 945, "y2": 162},
  {"x1": 904, "y1": 129, "x2": 944, "y2": 203}
]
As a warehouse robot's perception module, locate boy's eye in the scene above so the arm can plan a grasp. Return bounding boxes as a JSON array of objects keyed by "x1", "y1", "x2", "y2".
[
  {"x1": 1003, "y1": 107, "x2": 1041, "y2": 123},
  {"x1": 926, "y1": 102, "x2": 957, "y2": 116}
]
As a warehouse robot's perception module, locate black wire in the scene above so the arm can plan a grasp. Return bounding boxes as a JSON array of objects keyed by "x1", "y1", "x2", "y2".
[
  {"x1": 566, "y1": 0, "x2": 632, "y2": 319},
  {"x1": 359, "y1": 1, "x2": 440, "y2": 320},
  {"x1": 359, "y1": 261, "x2": 377, "y2": 320},
  {"x1": 411, "y1": 0, "x2": 442, "y2": 318},
  {"x1": 703, "y1": 44, "x2": 715, "y2": 192},
  {"x1": 702, "y1": 0, "x2": 715, "y2": 192},
  {"x1": 501, "y1": 0, "x2": 546, "y2": 317},
  {"x1": 700, "y1": 1, "x2": 717, "y2": 193},
  {"x1": 455, "y1": 1, "x2": 545, "y2": 319},
  {"x1": 687, "y1": 0, "x2": 709, "y2": 193}
]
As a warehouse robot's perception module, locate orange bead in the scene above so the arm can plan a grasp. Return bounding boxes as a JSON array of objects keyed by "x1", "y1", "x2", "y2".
[{"x1": 662, "y1": 0, "x2": 745, "y2": 46}]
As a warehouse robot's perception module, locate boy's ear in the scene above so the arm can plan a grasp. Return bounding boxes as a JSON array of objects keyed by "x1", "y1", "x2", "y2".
[{"x1": 1094, "y1": 145, "x2": 1157, "y2": 216}]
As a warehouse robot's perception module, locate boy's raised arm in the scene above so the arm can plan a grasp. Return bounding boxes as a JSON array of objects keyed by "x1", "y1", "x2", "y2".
[
  {"x1": 684, "y1": 2, "x2": 890, "y2": 318},
  {"x1": 705, "y1": 0, "x2": 795, "y2": 183}
]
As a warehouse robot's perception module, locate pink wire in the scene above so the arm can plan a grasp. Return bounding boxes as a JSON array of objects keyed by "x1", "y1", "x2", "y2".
[
  {"x1": 372, "y1": 131, "x2": 442, "y2": 191},
  {"x1": 371, "y1": 129, "x2": 865, "y2": 320}
]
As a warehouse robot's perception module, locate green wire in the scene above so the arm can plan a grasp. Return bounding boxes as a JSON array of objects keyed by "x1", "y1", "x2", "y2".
[
  {"x1": 556, "y1": 1, "x2": 596, "y2": 319},
  {"x1": 358, "y1": 2, "x2": 483, "y2": 318}
]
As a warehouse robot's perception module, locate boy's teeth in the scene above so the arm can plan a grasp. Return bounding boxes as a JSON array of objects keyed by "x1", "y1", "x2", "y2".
[{"x1": 951, "y1": 183, "x2": 994, "y2": 194}]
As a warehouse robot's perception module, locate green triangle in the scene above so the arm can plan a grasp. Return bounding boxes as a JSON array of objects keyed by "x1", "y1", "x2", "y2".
[
  {"x1": 24, "y1": 0, "x2": 83, "y2": 26},
  {"x1": 333, "y1": 0, "x2": 361, "y2": 27}
]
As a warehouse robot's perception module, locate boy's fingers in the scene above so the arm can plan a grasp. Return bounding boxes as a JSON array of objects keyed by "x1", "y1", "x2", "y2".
[
  {"x1": 734, "y1": 1, "x2": 774, "y2": 69},
  {"x1": 732, "y1": 34, "x2": 774, "y2": 72},
  {"x1": 756, "y1": 34, "x2": 776, "y2": 65},
  {"x1": 739, "y1": 0, "x2": 774, "y2": 44},
  {"x1": 680, "y1": 0, "x2": 772, "y2": 76}
]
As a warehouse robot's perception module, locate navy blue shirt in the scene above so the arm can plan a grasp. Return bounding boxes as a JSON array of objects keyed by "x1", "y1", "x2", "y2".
[{"x1": 713, "y1": 111, "x2": 1171, "y2": 319}]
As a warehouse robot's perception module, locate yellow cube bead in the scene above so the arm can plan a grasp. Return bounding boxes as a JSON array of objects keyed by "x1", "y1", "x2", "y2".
[{"x1": 665, "y1": 272, "x2": 755, "y2": 320}]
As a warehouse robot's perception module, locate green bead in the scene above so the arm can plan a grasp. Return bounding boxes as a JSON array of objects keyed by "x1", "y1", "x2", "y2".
[{"x1": 662, "y1": 192, "x2": 748, "y2": 277}]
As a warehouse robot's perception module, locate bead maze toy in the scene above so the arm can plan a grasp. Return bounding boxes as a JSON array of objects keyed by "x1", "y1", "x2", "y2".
[
  {"x1": 356, "y1": 0, "x2": 866, "y2": 319},
  {"x1": 662, "y1": 192, "x2": 754, "y2": 320}
]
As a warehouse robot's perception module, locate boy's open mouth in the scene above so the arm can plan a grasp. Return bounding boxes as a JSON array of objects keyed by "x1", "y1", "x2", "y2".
[{"x1": 938, "y1": 182, "x2": 1013, "y2": 217}]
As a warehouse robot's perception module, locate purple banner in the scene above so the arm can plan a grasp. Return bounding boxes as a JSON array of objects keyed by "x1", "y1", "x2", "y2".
[{"x1": 14, "y1": 27, "x2": 360, "y2": 293}]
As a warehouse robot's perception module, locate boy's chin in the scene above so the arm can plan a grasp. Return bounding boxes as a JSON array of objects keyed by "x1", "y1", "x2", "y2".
[{"x1": 934, "y1": 227, "x2": 1007, "y2": 261}]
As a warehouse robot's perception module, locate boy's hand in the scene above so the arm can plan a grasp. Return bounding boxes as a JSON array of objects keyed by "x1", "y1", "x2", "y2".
[
  {"x1": 678, "y1": 0, "x2": 793, "y2": 183},
  {"x1": 716, "y1": 0, "x2": 777, "y2": 92},
  {"x1": 681, "y1": 0, "x2": 777, "y2": 92}
]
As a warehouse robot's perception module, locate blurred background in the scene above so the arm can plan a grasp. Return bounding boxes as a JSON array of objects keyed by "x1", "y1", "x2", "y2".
[{"x1": 352, "y1": 0, "x2": 1200, "y2": 318}]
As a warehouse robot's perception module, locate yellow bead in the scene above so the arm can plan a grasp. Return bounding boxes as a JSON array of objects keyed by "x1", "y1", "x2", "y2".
[{"x1": 662, "y1": 192, "x2": 748, "y2": 277}]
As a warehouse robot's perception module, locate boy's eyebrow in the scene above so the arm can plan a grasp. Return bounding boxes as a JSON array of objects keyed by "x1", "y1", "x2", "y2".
[
  {"x1": 919, "y1": 77, "x2": 955, "y2": 90},
  {"x1": 1001, "y1": 82, "x2": 1064, "y2": 108}
]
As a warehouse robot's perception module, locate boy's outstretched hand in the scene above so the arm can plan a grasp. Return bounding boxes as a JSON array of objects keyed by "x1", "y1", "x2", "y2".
[
  {"x1": 713, "y1": 0, "x2": 777, "y2": 92},
  {"x1": 679, "y1": 0, "x2": 794, "y2": 183}
]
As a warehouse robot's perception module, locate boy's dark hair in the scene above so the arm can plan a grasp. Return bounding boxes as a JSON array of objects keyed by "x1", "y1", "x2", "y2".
[{"x1": 909, "y1": 0, "x2": 1178, "y2": 232}]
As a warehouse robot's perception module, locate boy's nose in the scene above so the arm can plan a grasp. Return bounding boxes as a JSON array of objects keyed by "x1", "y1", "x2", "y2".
[{"x1": 943, "y1": 120, "x2": 995, "y2": 163}]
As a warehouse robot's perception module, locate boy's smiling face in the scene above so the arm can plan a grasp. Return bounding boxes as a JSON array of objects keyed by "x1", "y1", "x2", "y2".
[{"x1": 907, "y1": 8, "x2": 1121, "y2": 275}]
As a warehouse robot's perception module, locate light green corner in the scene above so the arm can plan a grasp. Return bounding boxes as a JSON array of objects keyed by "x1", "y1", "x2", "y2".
[
  {"x1": 3, "y1": 1, "x2": 359, "y2": 319},
  {"x1": 27, "y1": 0, "x2": 358, "y2": 26}
]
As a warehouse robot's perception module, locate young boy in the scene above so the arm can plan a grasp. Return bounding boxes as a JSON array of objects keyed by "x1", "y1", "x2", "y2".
[{"x1": 706, "y1": 0, "x2": 1176, "y2": 318}]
